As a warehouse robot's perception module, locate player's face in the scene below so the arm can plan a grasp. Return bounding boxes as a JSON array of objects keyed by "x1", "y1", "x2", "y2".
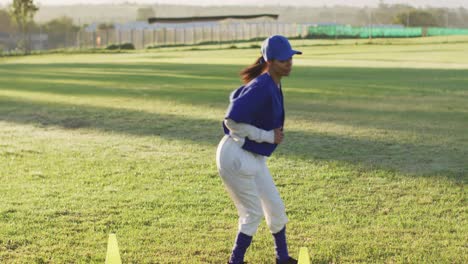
[{"x1": 270, "y1": 58, "x2": 293, "y2": 77}]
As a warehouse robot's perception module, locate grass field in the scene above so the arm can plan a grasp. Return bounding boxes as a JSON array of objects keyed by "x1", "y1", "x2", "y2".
[{"x1": 0, "y1": 36, "x2": 467, "y2": 263}]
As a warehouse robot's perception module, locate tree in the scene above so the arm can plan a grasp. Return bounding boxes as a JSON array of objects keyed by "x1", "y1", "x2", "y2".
[
  {"x1": 458, "y1": 7, "x2": 468, "y2": 27},
  {"x1": 43, "y1": 16, "x2": 79, "y2": 49},
  {"x1": 394, "y1": 10, "x2": 438, "y2": 27},
  {"x1": 136, "y1": 7, "x2": 155, "y2": 21},
  {"x1": 9, "y1": 0, "x2": 39, "y2": 53},
  {"x1": 98, "y1": 23, "x2": 115, "y2": 30},
  {"x1": 0, "y1": 9, "x2": 15, "y2": 33},
  {"x1": 373, "y1": 1, "x2": 395, "y2": 25}
]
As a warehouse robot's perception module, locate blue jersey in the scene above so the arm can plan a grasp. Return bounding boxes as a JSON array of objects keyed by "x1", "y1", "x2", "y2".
[{"x1": 223, "y1": 73, "x2": 285, "y2": 156}]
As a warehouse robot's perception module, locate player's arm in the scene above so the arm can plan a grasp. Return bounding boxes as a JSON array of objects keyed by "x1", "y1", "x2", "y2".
[{"x1": 224, "y1": 118, "x2": 275, "y2": 144}]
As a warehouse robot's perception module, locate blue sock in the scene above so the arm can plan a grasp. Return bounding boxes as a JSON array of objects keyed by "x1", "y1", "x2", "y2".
[
  {"x1": 273, "y1": 226, "x2": 289, "y2": 262},
  {"x1": 229, "y1": 232, "x2": 253, "y2": 264}
]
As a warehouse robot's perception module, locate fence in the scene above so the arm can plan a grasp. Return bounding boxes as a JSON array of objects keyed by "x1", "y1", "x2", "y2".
[
  {"x1": 307, "y1": 25, "x2": 468, "y2": 39},
  {"x1": 0, "y1": 22, "x2": 305, "y2": 53},
  {"x1": 2, "y1": 22, "x2": 468, "y2": 53},
  {"x1": 78, "y1": 22, "x2": 304, "y2": 50},
  {"x1": 426, "y1": 27, "x2": 468, "y2": 36}
]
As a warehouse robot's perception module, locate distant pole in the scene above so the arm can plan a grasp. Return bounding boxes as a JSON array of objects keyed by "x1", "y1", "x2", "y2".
[
  {"x1": 211, "y1": 25, "x2": 214, "y2": 43},
  {"x1": 406, "y1": 10, "x2": 410, "y2": 38},
  {"x1": 183, "y1": 27, "x2": 186, "y2": 45},
  {"x1": 77, "y1": 18, "x2": 81, "y2": 50},
  {"x1": 219, "y1": 24, "x2": 222, "y2": 47},
  {"x1": 242, "y1": 23, "x2": 245, "y2": 40},
  {"x1": 256, "y1": 23, "x2": 259, "y2": 41},
  {"x1": 369, "y1": 7, "x2": 373, "y2": 41},
  {"x1": 446, "y1": 8, "x2": 449, "y2": 42},
  {"x1": 234, "y1": 23, "x2": 237, "y2": 44},
  {"x1": 39, "y1": 24, "x2": 43, "y2": 51},
  {"x1": 446, "y1": 8, "x2": 449, "y2": 28},
  {"x1": 202, "y1": 26, "x2": 205, "y2": 43},
  {"x1": 334, "y1": 9, "x2": 337, "y2": 42},
  {"x1": 193, "y1": 26, "x2": 196, "y2": 45},
  {"x1": 407, "y1": 10, "x2": 410, "y2": 27}
]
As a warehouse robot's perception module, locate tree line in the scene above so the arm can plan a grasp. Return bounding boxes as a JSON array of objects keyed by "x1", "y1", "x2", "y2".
[
  {"x1": 132, "y1": 3, "x2": 468, "y2": 27},
  {"x1": 1, "y1": 0, "x2": 468, "y2": 53},
  {"x1": 370, "y1": 2, "x2": 468, "y2": 27},
  {"x1": 0, "y1": 0, "x2": 81, "y2": 53}
]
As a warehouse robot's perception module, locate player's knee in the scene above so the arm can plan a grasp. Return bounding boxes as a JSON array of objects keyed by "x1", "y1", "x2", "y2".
[
  {"x1": 268, "y1": 212, "x2": 288, "y2": 234},
  {"x1": 239, "y1": 212, "x2": 263, "y2": 236}
]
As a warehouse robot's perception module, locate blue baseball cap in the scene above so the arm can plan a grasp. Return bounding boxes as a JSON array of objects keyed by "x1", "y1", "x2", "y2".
[{"x1": 261, "y1": 35, "x2": 302, "y2": 62}]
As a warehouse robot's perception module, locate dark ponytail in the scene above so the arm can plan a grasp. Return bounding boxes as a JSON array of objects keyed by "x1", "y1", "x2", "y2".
[{"x1": 240, "y1": 56, "x2": 268, "y2": 84}]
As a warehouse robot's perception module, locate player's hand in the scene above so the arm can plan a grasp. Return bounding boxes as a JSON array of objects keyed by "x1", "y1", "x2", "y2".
[{"x1": 274, "y1": 127, "x2": 284, "y2": 144}]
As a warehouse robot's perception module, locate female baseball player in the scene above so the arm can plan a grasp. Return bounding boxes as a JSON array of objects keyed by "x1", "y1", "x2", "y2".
[{"x1": 216, "y1": 35, "x2": 301, "y2": 264}]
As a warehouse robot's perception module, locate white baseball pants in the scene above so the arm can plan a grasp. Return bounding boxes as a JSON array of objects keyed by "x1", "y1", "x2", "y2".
[{"x1": 216, "y1": 135, "x2": 288, "y2": 236}]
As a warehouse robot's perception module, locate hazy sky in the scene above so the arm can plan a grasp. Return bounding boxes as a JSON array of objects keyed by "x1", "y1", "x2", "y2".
[{"x1": 0, "y1": 0, "x2": 467, "y2": 8}]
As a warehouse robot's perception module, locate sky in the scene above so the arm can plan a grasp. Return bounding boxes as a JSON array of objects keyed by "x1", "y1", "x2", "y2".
[{"x1": 0, "y1": 0, "x2": 467, "y2": 8}]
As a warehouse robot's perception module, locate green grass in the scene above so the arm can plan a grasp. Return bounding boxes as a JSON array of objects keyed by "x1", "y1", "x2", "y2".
[{"x1": 0, "y1": 37, "x2": 467, "y2": 263}]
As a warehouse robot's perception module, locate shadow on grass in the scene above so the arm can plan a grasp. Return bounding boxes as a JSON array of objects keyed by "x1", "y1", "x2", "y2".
[
  {"x1": 0, "y1": 63, "x2": 240, "y2": 108},
  {"x1": 1, "y1": 63, "x2": 467, "y2": 139},
  {"x1": 0, "y1": 96, "x2": 465, "y2": 182},
  {"x1": 1, "y1": 62, "x2": 467, "y2": 180},
  {"x1": 1, "y1": 62, "x2": 467, "y2": 102}
]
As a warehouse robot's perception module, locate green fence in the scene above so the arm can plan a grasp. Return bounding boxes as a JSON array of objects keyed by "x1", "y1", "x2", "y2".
[
  {"x1": 426, "y1": 27, "x2": 468, "y2": 36},
  {"x1": 308, "y1": 25, "x2": 468, "y2": 38}
]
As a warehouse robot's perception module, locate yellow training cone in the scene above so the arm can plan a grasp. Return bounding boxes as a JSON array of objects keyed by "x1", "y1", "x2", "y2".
[
  {"x1": 298, "y1": 247, "x2": 310, "y2": 264},
  {"x1": 105, "y1": 234, "x2": 122, "y2": 264}
]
